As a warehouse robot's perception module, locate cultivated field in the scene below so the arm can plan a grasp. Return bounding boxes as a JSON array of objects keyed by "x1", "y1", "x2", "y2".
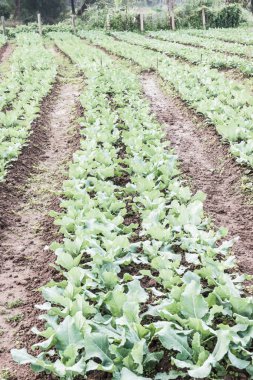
[{"x1": 0, "y1": 28, "x2": 253, "y2": 380}]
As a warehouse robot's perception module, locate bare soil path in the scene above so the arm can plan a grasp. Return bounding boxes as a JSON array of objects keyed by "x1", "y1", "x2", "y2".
[
  {"x1": 0, "y1": 50, "x2": 82, "y2": 379},
  {"x1": 141, "y1": 73, "x2": 253, "y2": 274},
  {"x1": 0, "y1": 43, "x2": 14, "y2": 63}
]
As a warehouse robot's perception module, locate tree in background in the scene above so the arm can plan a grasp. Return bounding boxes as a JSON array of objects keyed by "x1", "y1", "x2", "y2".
[
  {"x1": 0, "y1": 0, "x2": 13, "y2": 18},
  {"x1": 22, "y1": 0, "x2": 67, "y2": 22},
  {"x1": 71, "y1": 0, "x2": 76, "y2": 14},
  {"x1": 167, "y1": 0, "x2": 175, "y2": 28},
  {"x1": 77, "y1": 0, "x2": 98, "y2": 15},
  {"x1": 0, "y1": 0, "x2": 68, "y2": 22},
  {"x1": 14, "y1": 0, "x2": 21, "y2": 19}
]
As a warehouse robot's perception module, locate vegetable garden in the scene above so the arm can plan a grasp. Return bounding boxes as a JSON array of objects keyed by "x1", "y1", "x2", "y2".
[{"x1": 1, "y1": 26, "x2": 253, "y2": 380}]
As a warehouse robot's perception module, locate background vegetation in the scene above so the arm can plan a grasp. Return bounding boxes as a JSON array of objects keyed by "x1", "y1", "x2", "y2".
[{"x1": 0, "y1": 0, "x2": 253, "y2": 29}]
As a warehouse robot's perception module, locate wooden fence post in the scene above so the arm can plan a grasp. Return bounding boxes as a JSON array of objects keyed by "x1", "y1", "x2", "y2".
[
  {"x1": 37, "y1": 13, "x2": 42, "y2": 36},
  {"x1": 167, "y1": 0, "x2": 175, "y2": 30},
  {"x1": 1, "y1": 16, "x2": 6, "y2": 37},
  {"x1": 106, "y1": 13, "x2": 110, "y2": 31},
  {"x1": 71, "y1": 14, "x2": 76, "y2": 34},
  {"x1": 170, "y1": 11, "x2": 175, "y2": 30},
  {"x1": 140, "y1": 13, "x2": 144, "y2": 32},
  {"x1": 202, "y1": 7, "x2": 206, "y2": 30}
]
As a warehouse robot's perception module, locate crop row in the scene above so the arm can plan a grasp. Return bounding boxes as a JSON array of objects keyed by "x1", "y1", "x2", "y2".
[
  {"x1": 188, "y1": 27, "x2": 253, "y2": 45},
  {"x1": 78, "y1": 30, "x2": 253, "y2": 169},
  {"x1": 148, "y1": 30, "x2": 253, "y2": 59},
  {"x1": 113, "y1": 31, "x2": 253, "y2": 77},
  {"x1": 0, "y1": 35, "x2": 6, "y2": 51},
  {"x1": 0, "y1": 33, "x2": 57, "y2": 181},
  {"x1": 12, "y1": 33, "x2": 253, "y2": 380}
]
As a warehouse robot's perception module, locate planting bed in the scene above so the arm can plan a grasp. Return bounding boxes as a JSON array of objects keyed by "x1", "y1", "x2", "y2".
[{"x1": 0, "y1": 29, "x2": 253, "y2": 380}]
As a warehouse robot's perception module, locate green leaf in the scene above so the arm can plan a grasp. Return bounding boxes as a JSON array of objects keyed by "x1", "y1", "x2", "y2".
[
  {"x1": 144, "y1": 351, "x2": 164, "y2": 369},
  {"x1": 54, "y1": 357, "x2": 86, "y2": 376},
  {"x1": 192, "y1": 332, "x2": 203, "y2": 361},
  {"x1": 102, "y1": 271, "x2": 119, "y2": 289},
  {"x1": 188, "y1": 354, "x2": 216, "y2": 378},
  {"x1": 123, "y1": 301, "x2": 140, "y2": 323},
  {"x1": 55, "y1": 315, "x2": 84, "y2": 350},
  {"x1": 84, "y1": 333, "x2": 114, "y2": 367},
  {"x1": 86, "y1": 359, "x2": 114, "y2": 372},
  {"x1": 66, "y1": 267, "x2": 86, "y2": 286},
  {"x1": 230, "y1": 296, "x2": 253, "y2": 317},
  {"x1": 180, "y1": 280, "x2": 208, "y2": 319},
  {"x1": 130, "y1": 339, "x2": 145, "y2": 373},
  {"x1": 11, "y1": 348, "x2": 54, "y2": 372},
  {"x1": 155, "y1": 371, "x2": 187, "y2": 379},
  {"x1": 32, "y1": 334, "x2": 55, "y2": 350},
  {"x1": 127, "y1": 280, "x2": 148, "y2": 303},
  {"x1": 56, "y1": 252, "x2": 82, "y2": 270},
  {"x1": 212, "y1": 330, "x2": 231, "y2": 361},
  {"x1": 42, "y1": 286, "x2": 69, "y2": 307},
  {"x1": 11, "y1": 348, "x2": 38, "y2": 365},
  {"x1": 228, "y1": 350, "x2": 249, "y2": 370},
  {"x1": 156, "y1": 324, "x2": 192, "y2": 359},
  {"x1": 105, "y1": 288, "x2": 127, "y2": 317},
  {"x1": 120, "y1": 368, "x2": 151, "y2": 380},
  {"x1": 188, "y1": 318, "x2": 214, "y2": 337}
]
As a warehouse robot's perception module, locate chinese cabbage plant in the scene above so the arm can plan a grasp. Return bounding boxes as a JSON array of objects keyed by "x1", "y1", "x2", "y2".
[
  {"x1": 79, "y1": 30, "x2": 253, "y2": 169},
  {"x1": 12, "y1": 34, "x2": 253, "y2": 379},
  {"x1": 148, "y1": 30, "x2": 253, "y2": 59},
  {"x1": 0, "y1": 33, "x2": 57, "y2": 181},
  {"x1": 114, "y1": 31, "x2": 253, "y2": 77},
  {"x1": 0, "y1": 34, "x2": 6, "y2": 50}
]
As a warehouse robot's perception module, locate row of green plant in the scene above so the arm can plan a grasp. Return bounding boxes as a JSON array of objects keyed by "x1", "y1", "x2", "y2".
[
  {"x1": 12, "y1": 33, "x2": 253, "y2": 379},
  {"x1": 0, "y1": 33, "x2": 57, "y2": 181},
  {"x1": 148, "y1": 30, "x2": 253, "y2": 58},
  {"x1": 188, "y1": 26, "x2": 253, "y2": 45},
  {"x1": 3, "y1": 22, "x2": 72, "y2": 38},
  {"x1": 79, "y1": 30, "x2": 253, "y2": 169},
  {"x1": 0, "y1": 35, "x2": 6, "y2": 49},
  {"x1": 113, "y1": 31, "x2": 253, "y2": 77}
]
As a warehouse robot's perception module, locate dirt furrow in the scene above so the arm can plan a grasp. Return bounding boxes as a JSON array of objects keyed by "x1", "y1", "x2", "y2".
[
  {"x1": 0, "y1": 52, "x2": 82, "y2": 379},
  {"x1": 0, "y1": 43, "x2": 14, "y2": 63},
  {"x1": 141, "y1": 73, "x2": 253, "y2": 274}
]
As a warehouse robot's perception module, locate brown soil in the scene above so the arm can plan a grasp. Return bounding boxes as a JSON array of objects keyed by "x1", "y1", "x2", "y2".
[
  {"x1": 141, "y1": 73, "x2": 253, "y2": 274},
  {"x1": 0, "y1": 43, "x2": 14, "y2": 63},
  {"x1": 0, "y1": 52, "x2": 82, "y2": 379}
]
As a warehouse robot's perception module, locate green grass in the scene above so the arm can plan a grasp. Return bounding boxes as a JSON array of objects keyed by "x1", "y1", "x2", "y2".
[
  {"x1": 6, "y1": 313, "x2": 23, "y2": 324},
  {"x1": 6, "y1": 299, "x2": 23, "y2": 309}
]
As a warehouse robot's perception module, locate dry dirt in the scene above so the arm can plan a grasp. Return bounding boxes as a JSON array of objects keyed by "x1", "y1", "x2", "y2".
[
  {"x1": 141, "y1": 73, "x2": 253, "y2": 275},
  {"x1": 0, "y1": 51, "x2": 82, "y2": 379},
  {"x1": 0, "y1": 43, "x2": 14, "y2": 63}
]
